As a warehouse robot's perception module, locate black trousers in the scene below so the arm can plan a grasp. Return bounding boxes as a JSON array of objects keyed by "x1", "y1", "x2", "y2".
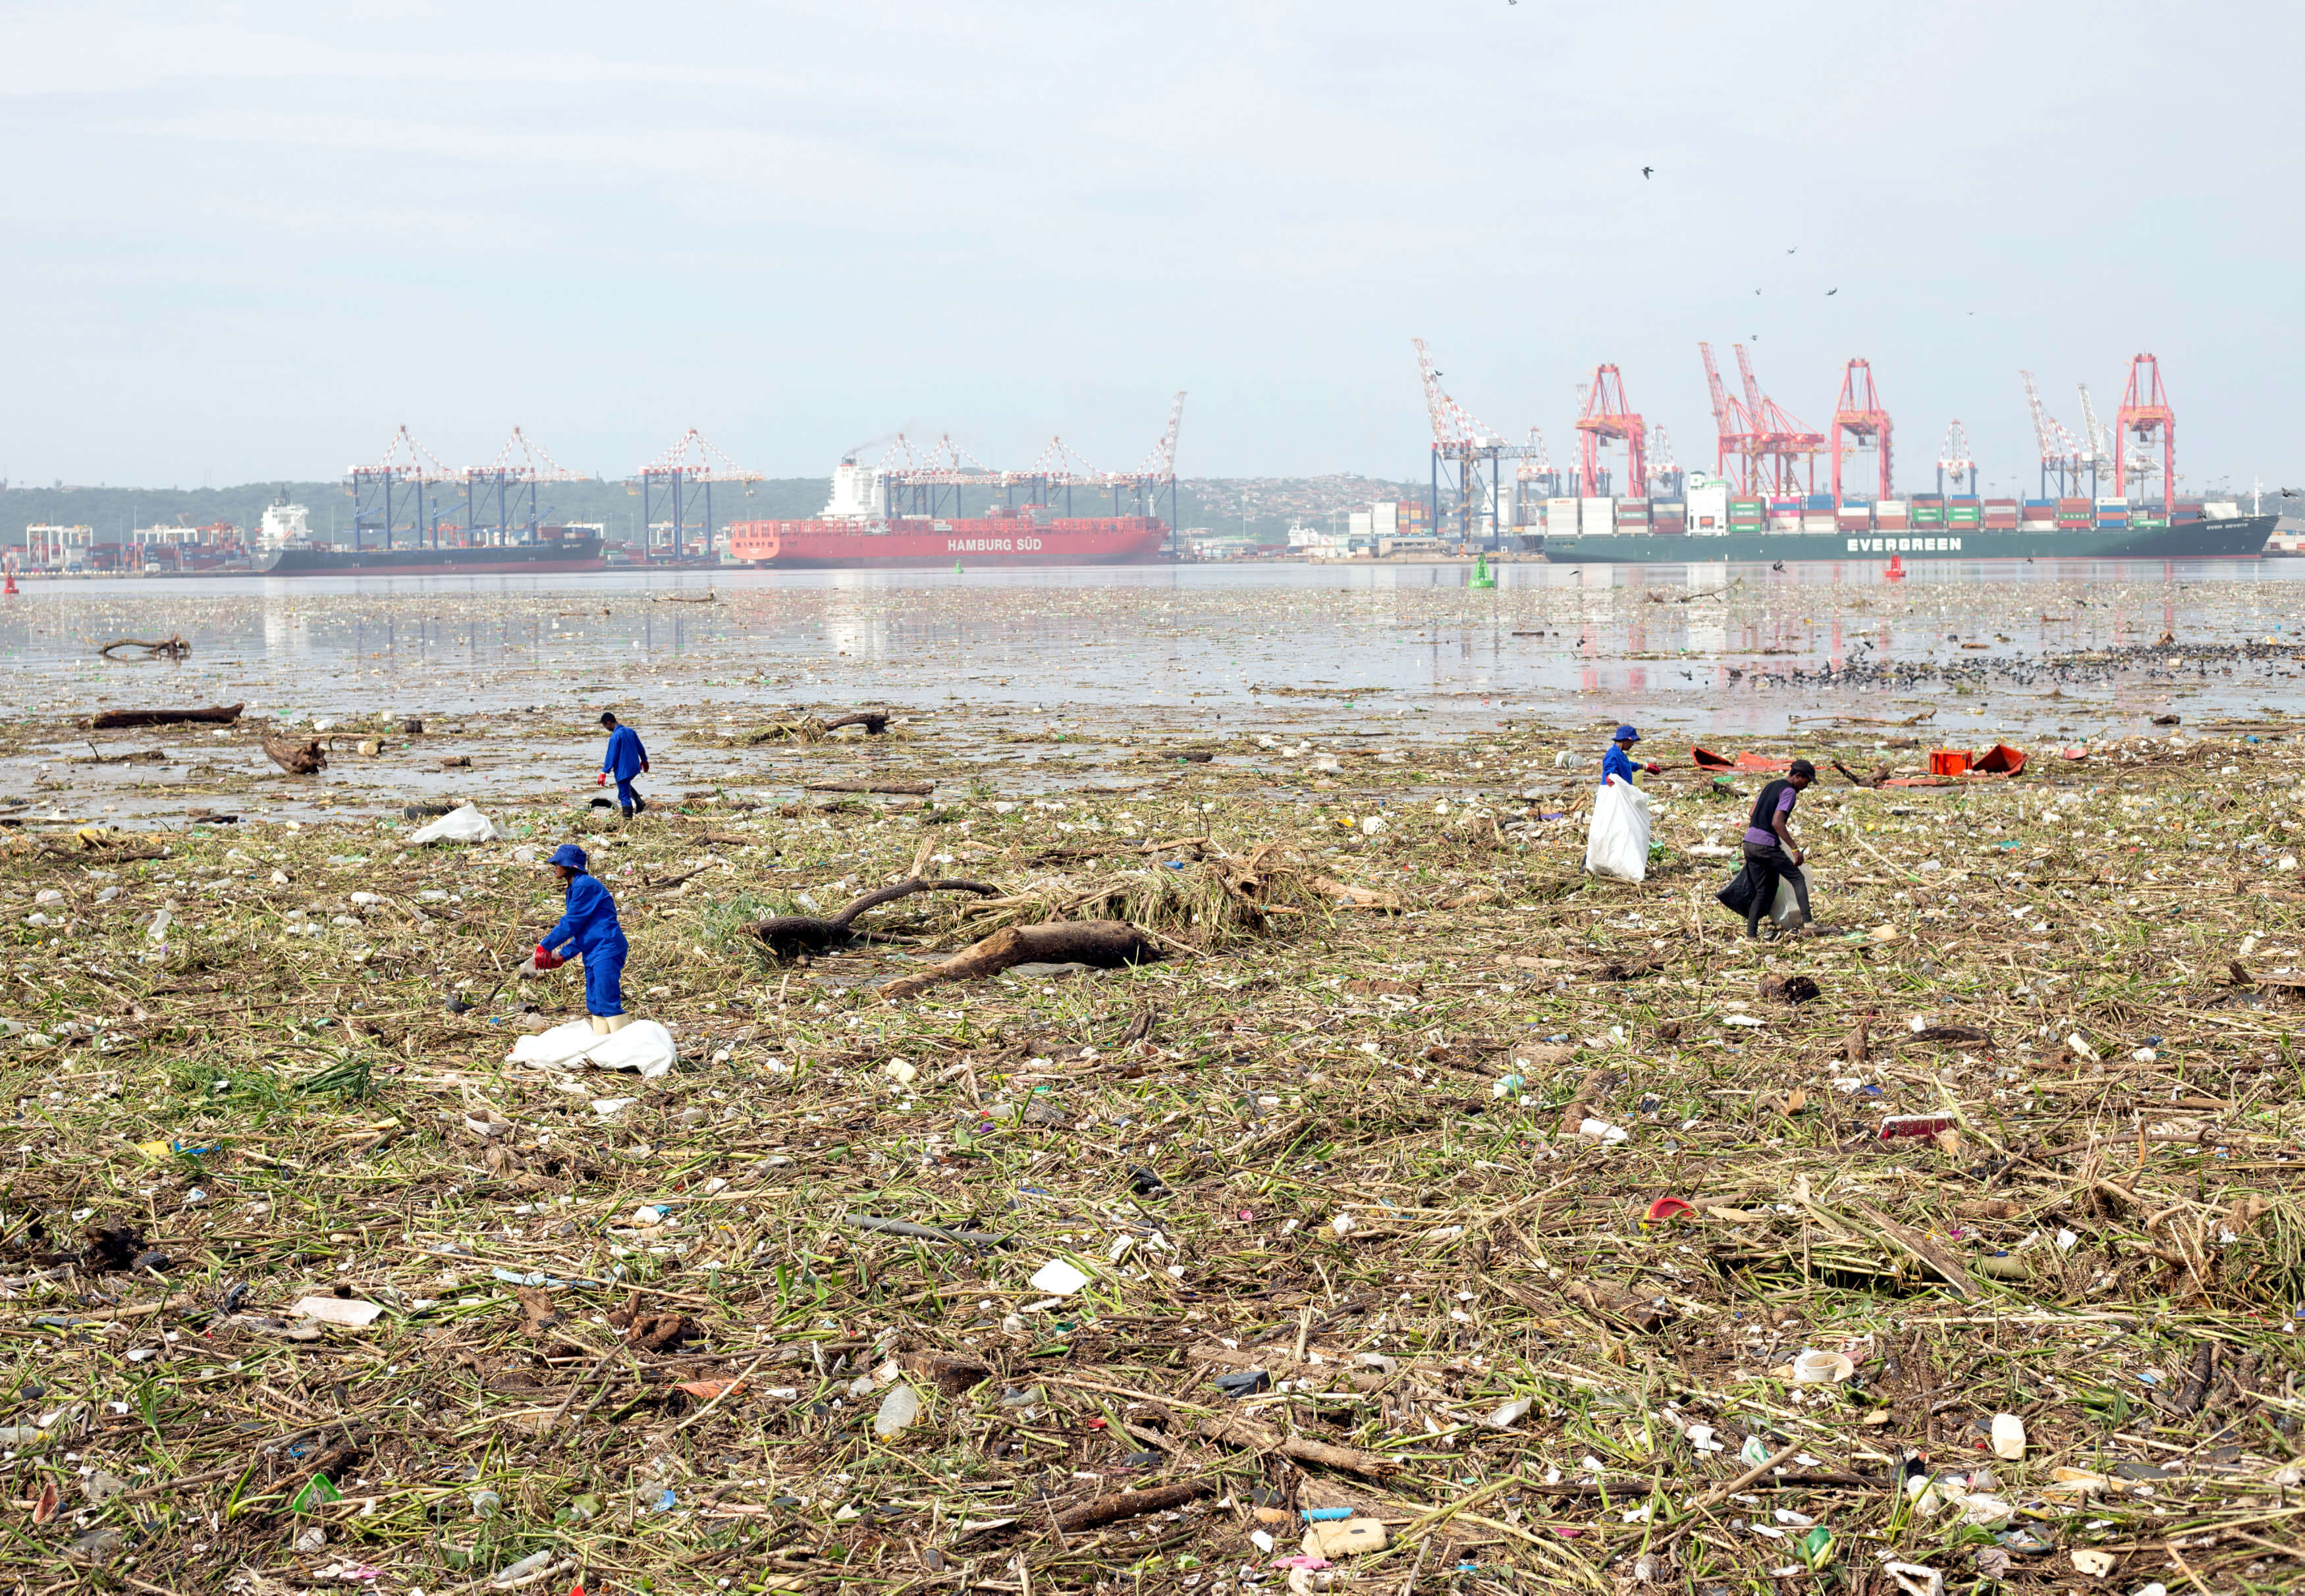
[{"x1": 1741, "y1": 841, "x2": 1810, "y2": 934}]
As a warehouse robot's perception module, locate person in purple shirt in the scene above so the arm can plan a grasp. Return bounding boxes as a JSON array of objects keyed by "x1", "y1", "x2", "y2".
[{"x1": 1741, "y1": 758, "x2": 1815, "y2": 938}]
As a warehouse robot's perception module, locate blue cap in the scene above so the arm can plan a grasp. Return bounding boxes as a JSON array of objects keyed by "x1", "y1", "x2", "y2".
[
  {"x1": 1613, "y1": 724, "x2": 1641, "y2": 743},
  {"x1": 549, "y1": 843, "x2": 589, "y2": 871}
]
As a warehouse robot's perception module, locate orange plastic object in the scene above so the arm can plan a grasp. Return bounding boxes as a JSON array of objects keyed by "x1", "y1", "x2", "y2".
[
  {"x1": 1692, "y1": 746, "x2": 1793, "y2": 773},
  {"x1": 1929, "y1": 749, "x2": 1974, "y2": 777}
]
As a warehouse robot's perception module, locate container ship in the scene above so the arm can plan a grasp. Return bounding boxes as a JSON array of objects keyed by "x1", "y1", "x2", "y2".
[
  {"x1": 725, "y1": 460, "x2": 1169, "y2": 570},
  {"x1": 253, "y1": 525, "x2": 607, "y2": 577},
  {"x1": 1536, "y1": 483, "x2": 2273, "y2": 564}
]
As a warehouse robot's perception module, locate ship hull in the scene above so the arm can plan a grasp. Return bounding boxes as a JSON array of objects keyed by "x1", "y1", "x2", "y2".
[
  {"x1": 1541, "y1": 515, "x2": 2275, "y2": 564},
  {"x1": 253, "y1": 537, "x2": 607, "y2": 576},
  {"x1": 725, "y1": 516, "x2": 1169, "y2": 569}
]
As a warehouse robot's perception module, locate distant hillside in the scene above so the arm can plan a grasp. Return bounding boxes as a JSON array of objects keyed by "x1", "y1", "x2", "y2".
[{"x1": 0, "y1": 473, "x2": 1429, "y2": 548}]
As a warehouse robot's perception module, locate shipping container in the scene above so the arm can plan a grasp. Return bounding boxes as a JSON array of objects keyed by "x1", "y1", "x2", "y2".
[
  {"x1": 1804, "y1": 493, "x2": 1834, "y2": 510},
  {"x1": 2059, "y1": 498, "x2": 2090, "y2": 512},
  {"x1": 1874, "y1": 514, "x2": 1911, "y2": 530},
  {"x1": 1547, "y1": 498, "x2": 1581, "y2": 535},
  {"x1": 1874, "y1": 500, "x2": 1908, "y2": 514},
  {"x1": 1581, "y1": 496, "x2": 1615, "y2": 535},
  {"x1": 1837, "y1": 512, "x2": 1872, "y2": 531}
]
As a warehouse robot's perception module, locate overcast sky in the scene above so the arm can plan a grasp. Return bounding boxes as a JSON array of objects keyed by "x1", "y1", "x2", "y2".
[{"x1": 2, "y1": 1, "x2": 2297, "y2": 496}]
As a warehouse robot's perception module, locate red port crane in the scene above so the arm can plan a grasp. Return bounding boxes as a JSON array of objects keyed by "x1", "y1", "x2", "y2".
[
  {"x1": 1829, "y1": 359, "x2": 1892, "y2": 505},
  {"x1": 2115, "y1": 354, "x2": 2175, "y2": 512},
  {"x1": 1698, "y1": 341, "x2": 1757, "y2": 492},
  {"x1": 1572, "y1": 365, "x2": 1646, "y2": 498},
  {"x1": 1734, "y1": 345, "x2": 1826, "y2": 497}
]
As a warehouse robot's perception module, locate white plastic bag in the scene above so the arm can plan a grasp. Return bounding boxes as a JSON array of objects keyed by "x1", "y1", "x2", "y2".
[
  {"x1": 1583, "y1": 776, "x2": 1652, "y2": 882},
  {"x1": 1768, "y1": 869, "x2": 1814, "y2": 926},
  {"x1": 507, "y1": 1017, "x2": 677, "y2": 1078},
  {"x1": 408, "y1": 802, "x2": 502, "y2": 845}
]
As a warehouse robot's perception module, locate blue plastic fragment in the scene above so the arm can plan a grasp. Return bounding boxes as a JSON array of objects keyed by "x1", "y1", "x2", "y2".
[{"x1": 1301, "y1": 1507, "x2": 1352, "y2": 1521}]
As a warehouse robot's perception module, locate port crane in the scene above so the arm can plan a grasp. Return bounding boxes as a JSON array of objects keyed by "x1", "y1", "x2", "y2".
[
  {"x1": 1572, "y1": 364, "x2": 1646, "y2": 498},
  {"x1": 1698, "y1": 342, "x2": 1758, "y2": 492},
  {"x1": 348, "y1": 425, "x2": 459, "y2": 553},
  {"x1": 2074, "y1": 384, "x2": 2113, "y2": 500},
  {"x1": 2020, "y1": 370, "x2": 2083, "y2": 497},
  {"x1": 1413, "y1": 338, "x2": 1508, "y2": 550},
  {"x1": 1936, "y1": 420, "x2": 1976, "y2": 496},
  {"x1": 1829, "y1": 358, "x2": 1893, "y2": 504},
  {"x1": 463, "y1": 427, "x2": 586, "y2": 547},
  {"x1": 636, "y1": 429, "x2": 765, "y2": 562},
  {"x1": 1733, "y1": 346, "x2": 1824, "y2": 496},
  {"x1": 2115, "y1": 354, "x2": 2176, "y2": 513}
]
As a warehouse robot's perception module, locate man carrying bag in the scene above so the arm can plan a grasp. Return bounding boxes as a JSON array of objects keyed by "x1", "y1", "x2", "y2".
[{"x1": 1717, "y1": 758, "x2": 1814, "y2": 938}]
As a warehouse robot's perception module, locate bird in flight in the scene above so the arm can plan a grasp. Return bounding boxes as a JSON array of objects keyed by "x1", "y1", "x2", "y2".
[
  {"x1": 1642, "y1": 166, "x2": 1653, "y2": 178},
  {"x1": 1827, "y1": 288, "x2": 1839, "y2": 296},
  {"x1": 1787, "y1": 246, "x2": 1797, "y2": 255}
]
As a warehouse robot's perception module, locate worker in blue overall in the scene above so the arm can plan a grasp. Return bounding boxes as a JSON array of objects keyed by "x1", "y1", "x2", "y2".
[
  {"x1": 598, "y1": 712, "x2": 649, "y2": 818},
  {"x1": 518, "y1": 843, "x2": 630, "y2": 1033},
  {"x1": 1602, "y1": 724, "x2": 1665, "y2": 785}
]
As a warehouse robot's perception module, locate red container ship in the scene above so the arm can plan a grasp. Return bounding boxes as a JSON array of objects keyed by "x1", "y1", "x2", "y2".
[{"x1": 725, "y1": 460, "x2": 1170, "y2": 569}]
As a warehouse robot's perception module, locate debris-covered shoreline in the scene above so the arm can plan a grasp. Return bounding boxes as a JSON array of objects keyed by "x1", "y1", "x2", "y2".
[
  {"x1": 3, "y1": 566, "x2": 2305, "y2": 1593},
  {"x1": 3, "y1": 676, "x2": 2305, "y2": 1596}
]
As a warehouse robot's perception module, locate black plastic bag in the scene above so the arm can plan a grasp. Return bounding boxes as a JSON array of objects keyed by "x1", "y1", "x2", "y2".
[{"x1": 1716, "y1": 863, "x2": 1761, "y2": 917}]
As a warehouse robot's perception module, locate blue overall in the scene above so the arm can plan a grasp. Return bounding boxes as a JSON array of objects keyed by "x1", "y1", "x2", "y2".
[
  {"x1": 602, "y1": 724, "x2": 647, "y2": 811},
  {"x1": 542, "y1": 873, "x2": 628, "y2": 1017}
]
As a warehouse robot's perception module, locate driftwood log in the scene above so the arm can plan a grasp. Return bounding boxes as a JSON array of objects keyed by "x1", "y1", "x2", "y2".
[
  {"x1": 262, "y1": 734, "x2": 328, "y2": 776},
  {"x1": 751, "y1": 876, "x2": 999, "y2": 959},
  {"x1": 84, "y1": 703, "x2": 242, "y2": 731},
  {"x1": 1197, "y1": 1414, "x2": 1397, "y2": 1479},
  {"x1": 96, "y1": 636, "x2": 190, "y2": 661},
  {"x1": 881, "y1": 920, "x2": 1163, "y2": 1000},
  {"x1": 1050, "y1": 1480, "x2": 1214, "y2": 1533},
  {"x1": 802, "y1": 778, "x2": 933, "y2": 796},
  {"x1": 821, "y1": 711, "x2": 889, "y2": 735}
]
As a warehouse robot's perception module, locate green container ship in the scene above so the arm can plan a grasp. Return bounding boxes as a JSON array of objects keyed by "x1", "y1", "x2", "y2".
[{"x1": 1541, "y1": 514, "x2": 2275, "y2": 565}]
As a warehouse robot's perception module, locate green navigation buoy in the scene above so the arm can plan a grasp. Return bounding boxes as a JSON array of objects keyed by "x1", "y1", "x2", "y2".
[
  {"x1": 1471, "y1": 552, "x2": 1496, "y2": 589},
  {"x1": 954, "y1": 560, "x2": 964, "y2": 573}
]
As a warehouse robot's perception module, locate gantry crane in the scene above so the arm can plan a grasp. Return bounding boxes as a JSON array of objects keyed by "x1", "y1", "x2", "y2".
[
  {"x1": 2115, "y1": 354, "x2": 2175, "y2": 512},
  {"x1": 1829, "y1": 358, "x2": 1893, "y2": 505}
]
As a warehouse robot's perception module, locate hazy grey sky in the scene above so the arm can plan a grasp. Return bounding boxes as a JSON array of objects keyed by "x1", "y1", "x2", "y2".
[{"x1": 3, "y1": 1, "x2": 2297, "y2": 495}]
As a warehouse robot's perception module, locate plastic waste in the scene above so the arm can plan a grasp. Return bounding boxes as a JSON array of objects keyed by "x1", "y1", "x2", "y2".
[
  {"x1": 2071, "y1": 1550, "x2": 2115, "y2": 1577},
  {"x1": 1583, "y1": 776, "x2": 1652, "y2": 882},
  {"x1": 493, "y1": 1550, "x2": 555, "y2": 1585},
  {"x1": 1990, "y1": 1412, "x2": 2025, "y2": 1460},
  {"x1": 1791, "y1": 1349, "x2": 1856, "y2": 1383},
  {"x1": 874, "y1": 1383, "x2": 921, "y2": 1439},
  {"x1": 508, "y1": 1017, "x2": 677, "y2": 1079},
  {"x1": 1885, "y1": 1562, "x2": 1942, "y2": 1596},
  {"x1": 1486, "y1": 1396, "x2": 1532, "y2": 1429},
  {"x1": 294, "y1": 1296, "x2": 385, "y2": 1327},
  {"x1": 1302, "y1": 1518, "x2": 1387, "y2": 1557},
  {"x1": 1029, "y1": 1259, "x2": 1089, "y2": 1295},
  {"x1": 408, "y1": 803, "x2": 503, "y2": 845}
]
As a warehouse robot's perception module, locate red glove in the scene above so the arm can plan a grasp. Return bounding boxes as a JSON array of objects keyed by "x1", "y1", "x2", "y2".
[
  {"x1": 597, "y1": 772, "x2": 607, "y2": 785},
  {"x1": 1645, "y1": 762, "x2": 1662, "y2": 775},
  {"x1": 532, "y1": 944, "x2": 564, "y2": 971}
]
